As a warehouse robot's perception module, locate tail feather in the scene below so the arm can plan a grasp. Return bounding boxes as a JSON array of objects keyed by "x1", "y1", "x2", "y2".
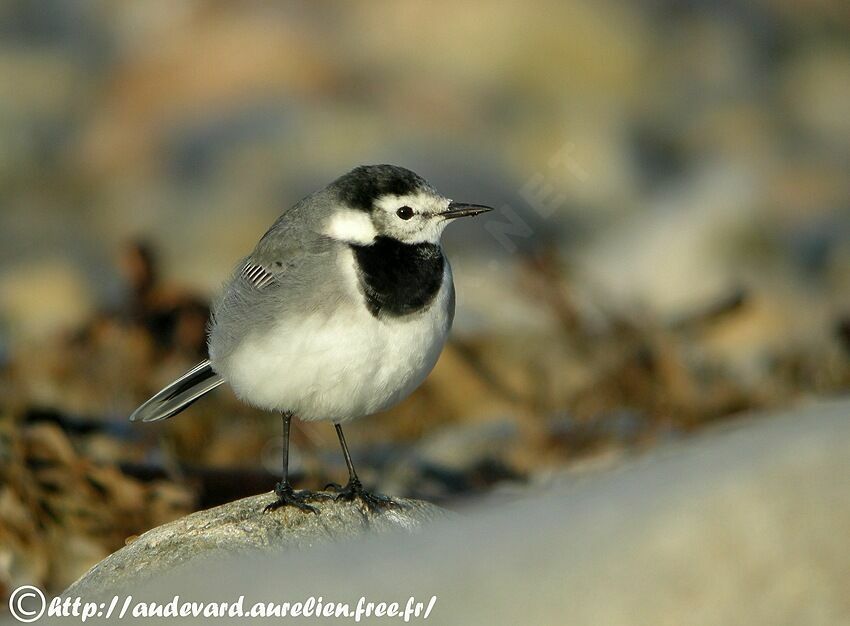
[{"x1": 129, "y1": 360, "x2": 225, "y2": 422}]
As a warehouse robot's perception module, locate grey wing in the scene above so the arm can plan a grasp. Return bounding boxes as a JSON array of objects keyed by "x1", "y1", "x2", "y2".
[
  {"x1": 207, "y1": 219, "x2": 339, "y2": 363},
  {"x1": 228, "y1": 203, "x2": 337, "y2": 296},
  {"x1": 239, "y1": 261, "x2": 278, "y2": 290},
  {"x1": 236, "y1": 213, "x2": 337, "y2": 293}
]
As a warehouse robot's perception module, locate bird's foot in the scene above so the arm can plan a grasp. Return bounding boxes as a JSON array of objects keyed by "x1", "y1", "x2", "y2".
[
  {"x1": 264, "y1": 482, "x2": 321, "y2": 514},
  {"x1": 325, "y1": 478, "x2": 400, "y2": 512}
]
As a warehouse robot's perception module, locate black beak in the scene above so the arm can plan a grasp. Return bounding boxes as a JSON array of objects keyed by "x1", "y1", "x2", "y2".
[{"x1": 440, "y1": 201, "x2": 494, "y2": 219}]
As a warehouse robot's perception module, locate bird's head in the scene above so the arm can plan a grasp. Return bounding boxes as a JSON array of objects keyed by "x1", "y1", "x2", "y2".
[{"x1": 322, "y1": 164, "x2": 492, "y2": 246}]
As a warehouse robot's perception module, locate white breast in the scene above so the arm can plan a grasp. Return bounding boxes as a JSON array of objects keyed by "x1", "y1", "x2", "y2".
[{"x1": 218, "y1": 250, "x2": 453, "y2": 422}]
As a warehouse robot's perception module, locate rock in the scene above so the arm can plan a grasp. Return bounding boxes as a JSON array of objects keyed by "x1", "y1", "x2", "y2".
[
  {"x1": 94, "y1": 399, "x2": 850, "y2": 626},
  {"x1": 63, "y1": 492, "x2": 448, "y2": 600}
]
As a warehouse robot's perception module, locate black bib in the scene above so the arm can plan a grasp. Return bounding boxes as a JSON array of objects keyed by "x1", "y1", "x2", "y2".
[{"x1": 352, "y1": 237, "x2": 445, "y2": 318}]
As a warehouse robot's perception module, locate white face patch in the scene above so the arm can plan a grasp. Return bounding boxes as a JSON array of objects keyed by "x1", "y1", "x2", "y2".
[
  {"x1": 372, "y1": 192, "x2": 451, "y2": 244},
  {"x1": 323, "y1": 209, "x2": 377, "y2": 245}
]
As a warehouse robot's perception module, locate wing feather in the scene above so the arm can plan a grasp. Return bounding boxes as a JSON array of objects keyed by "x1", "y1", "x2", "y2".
[{"x1": 240, "y1": 261, "x2": 278, "y2": 290}]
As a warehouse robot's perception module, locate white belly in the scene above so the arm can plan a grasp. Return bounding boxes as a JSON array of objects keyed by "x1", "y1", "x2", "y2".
[{"x1": 217, "y1": 256, "x2": 453, "y2": 422}]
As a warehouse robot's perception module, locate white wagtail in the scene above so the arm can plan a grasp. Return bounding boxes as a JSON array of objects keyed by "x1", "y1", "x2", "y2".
[{"x1": 130, "y1": 164, "x2": 492, "y2": 512}]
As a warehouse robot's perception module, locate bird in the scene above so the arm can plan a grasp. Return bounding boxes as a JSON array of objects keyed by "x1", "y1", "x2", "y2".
[{"x1": 129, "y1": 164, "x2": 492, "y2": 513}]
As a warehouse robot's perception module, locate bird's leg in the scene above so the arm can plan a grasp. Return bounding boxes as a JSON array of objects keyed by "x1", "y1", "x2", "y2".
[
  {"x1": 326, "y1": 423, "x2": 399, "y2": 511},
  {"x1": 264, "y1": 412, "x2": 319, "y2": 514}
]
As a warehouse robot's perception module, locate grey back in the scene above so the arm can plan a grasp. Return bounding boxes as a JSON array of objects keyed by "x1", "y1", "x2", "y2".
[{"x1": 208, "y1": 187, "x2": 349, "y2": 363}]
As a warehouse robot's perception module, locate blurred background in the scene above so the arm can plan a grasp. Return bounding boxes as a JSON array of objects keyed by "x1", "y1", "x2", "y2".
[{"x1": 1, "y1": 0, "x2": 849, "y2": 599}]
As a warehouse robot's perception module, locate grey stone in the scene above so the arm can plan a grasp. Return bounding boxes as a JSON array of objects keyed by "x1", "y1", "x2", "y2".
[
  {"x1": 92, "y1": 399, "x2": 850, "y2": 626},
  {"x1": 63, "y1": 492, "x2": 449, "y2": 600}
]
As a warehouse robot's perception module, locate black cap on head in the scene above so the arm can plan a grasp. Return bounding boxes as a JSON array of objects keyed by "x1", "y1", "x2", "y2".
[{"x1": 334, "y1": 165, "x2": 432, "y2": 212}]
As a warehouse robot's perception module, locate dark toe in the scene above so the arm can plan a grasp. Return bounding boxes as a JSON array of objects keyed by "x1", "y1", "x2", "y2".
[
  {"x1": 358, "y1": 492, "x2": 400, "y2": 512},
  {"x1": 264, "y1": 489, "x2": 320, "y2": 514}
]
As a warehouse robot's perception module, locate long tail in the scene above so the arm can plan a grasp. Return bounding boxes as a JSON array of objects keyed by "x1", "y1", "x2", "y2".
[{"x1": 129, "y1": 360, "x2": 225, "y2": 422}]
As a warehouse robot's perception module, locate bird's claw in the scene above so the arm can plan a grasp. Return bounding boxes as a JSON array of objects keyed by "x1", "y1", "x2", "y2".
[
  {"x1": 329, "y1": 478, "x2": 400, "y2": 512},
  {"x1": 264, "y1": 482, "x2": 320, "y2": 514}
]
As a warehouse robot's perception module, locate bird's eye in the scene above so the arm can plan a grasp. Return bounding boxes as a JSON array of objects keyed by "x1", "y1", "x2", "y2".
[{"x1": 396, "y1": 206, "x2": 414, "y2": 220}]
